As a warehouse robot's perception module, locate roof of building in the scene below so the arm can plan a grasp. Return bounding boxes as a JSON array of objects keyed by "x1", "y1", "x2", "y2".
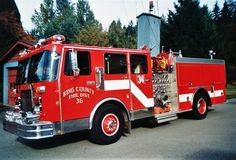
[
  {"x1": 137, "y1": 13, "x2": 161, "y2": 19},
  {"x1": 0, "y1": 40, "x2": 34, "y2": 64}
]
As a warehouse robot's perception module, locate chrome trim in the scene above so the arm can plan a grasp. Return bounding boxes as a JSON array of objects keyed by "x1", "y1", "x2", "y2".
[
  {"x1": 129, "y1": 109, "x2": 154, "y2": 121},
  {"x1": 62, "y1": 46, "x2": 150, "y2": 54},
  {"x1": 3, "y1": 111, "x2": 90, "y2": 139},
  {"x1": 157, "y1": 115, "x2": 178, "y2": 123},
  {"x1": 54, "y1": 118, "x2": 89, "y2": 133},
  {"x1": 3, "y1": 120, "x2": 54, "y2": 139},
  {"x1": 59, "y1": 46, "x2": 65, "y2": 134},
  {"x1": 89, "y1": 97, "x2": 130, "y2": 129},
  {"x1": 178, "y1": 109, "x2": 193, "y2": 113},
  {"x1": 176, "y1": 57, "x2": 225, "y2": 64},
  {"x1": 3, "y1": 110, "x2": 54, "y2": 139},
  {"x1": 95, "y1": 67, "x2": 104, "y2": 90}
]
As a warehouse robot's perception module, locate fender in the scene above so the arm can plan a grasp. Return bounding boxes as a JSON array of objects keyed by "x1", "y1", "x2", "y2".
[
  {"x1": 89, "y1": 97, "x2": 130, "y2": 129},
  {"x1": 193, "y1": 87, "x2": 212, "y2": 106}
]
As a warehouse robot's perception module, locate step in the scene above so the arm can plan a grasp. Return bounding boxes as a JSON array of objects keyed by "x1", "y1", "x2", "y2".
[{"x1": 156, "y1": 113, "x2": 178, "y2": 123}]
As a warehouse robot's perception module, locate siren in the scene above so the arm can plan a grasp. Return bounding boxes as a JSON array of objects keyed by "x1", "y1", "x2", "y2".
[
  {"x1": 41, "y1": 35, "x2": 65, "y2": 45},
  {"x1": 27, "y1": 35, "x2": 66, "y2": 52}
]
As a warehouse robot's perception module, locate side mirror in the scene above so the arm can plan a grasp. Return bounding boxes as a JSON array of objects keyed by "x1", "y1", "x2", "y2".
[{"x1": 70, "y1": 50, "x2": 80, "y2": 76}]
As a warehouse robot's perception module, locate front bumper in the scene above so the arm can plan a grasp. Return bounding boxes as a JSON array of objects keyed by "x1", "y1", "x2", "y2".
[{"x1": 3, "y1": 111, "x2": 55, "y2": 139}]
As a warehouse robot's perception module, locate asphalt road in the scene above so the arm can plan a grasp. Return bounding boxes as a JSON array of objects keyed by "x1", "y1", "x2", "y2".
[{"x1": 0, "y1": 99, "x2": 235, "y2": 160}]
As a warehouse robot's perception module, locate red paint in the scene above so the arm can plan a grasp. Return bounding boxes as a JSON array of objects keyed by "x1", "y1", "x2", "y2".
[
  {"x1": 102, "y1": 113, "x2": 119, "y2": 136},
  {"x1": 197, "y1": 98, "x2": 207, "y2": 114},
  {"x1": 13, "y1": 39, "x2": 226, "y2": 124},
  {"x1": 176, "y1": 62, "x2": 226, "y2": 111},
  {"x1": 8, "y1": 68, "x2": 17, "y2": 106}
]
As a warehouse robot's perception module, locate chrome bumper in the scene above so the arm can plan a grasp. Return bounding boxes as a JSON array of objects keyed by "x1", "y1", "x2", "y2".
[{"x1": 3, "y1": 111, "x2": 55, "y2": 139}]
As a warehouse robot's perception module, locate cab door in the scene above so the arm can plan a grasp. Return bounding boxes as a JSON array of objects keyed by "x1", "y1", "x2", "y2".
[
  {"x1": 60, "y1": 48, "x2": 96, "y2": 121},
  {"x1": 129, "y1": 53, "x2": 154, "y2": 110},
  {"x1": 102, "y1": 52, "x2": 131, "y2": 111}
]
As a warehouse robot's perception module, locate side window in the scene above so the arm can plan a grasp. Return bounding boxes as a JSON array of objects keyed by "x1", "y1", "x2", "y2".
[
  {"x1": 130, "y1": 54, "x2": 148, "y2": 74},
  {"x1": 104, "y1": 53, "x2": 127, "y2": 74},
  {"x1": 64, "y1": 51, "x2": 91, "y2": 76}
]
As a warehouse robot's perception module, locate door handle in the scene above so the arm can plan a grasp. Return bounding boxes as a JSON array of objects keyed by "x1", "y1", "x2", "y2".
[
  {"x1": 87, "y1": 81, "x2": 95, "y2": 86},
  {"x1": 145, "y1": 79, "x2": 151, "y2": 82},
  {"x1": 96, "y1": 69, "x2": 102, "y2": 88}
]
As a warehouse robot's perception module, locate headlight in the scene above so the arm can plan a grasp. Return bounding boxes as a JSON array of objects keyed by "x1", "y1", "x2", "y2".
[
  {"x1": 15, "y1": 97, "x2": 22, "y2": 109},
  {"x1": 33, "y1": 96, "x2": 42, "y2": 113}
]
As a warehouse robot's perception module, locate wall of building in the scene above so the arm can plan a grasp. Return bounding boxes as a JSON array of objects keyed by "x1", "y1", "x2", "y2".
[{"x1": 137, "y1": 13, "x2": 161, "y2": 57}]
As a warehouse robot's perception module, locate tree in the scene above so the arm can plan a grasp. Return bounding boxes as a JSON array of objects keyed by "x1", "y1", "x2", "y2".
[
  {"x1": 31, "y1": 0, "x2": 79, "y2": 42},
  {"x1": 123, "y1": 21, "x2": 137, "y2": 49},
  {"x1": 222, "y1": 0, "x2": 236, "y2": 64},
  {"x1": 161, "y1": 0, "x2": 216, "y2": 58},
  {"x1": 77, "y1": 0, "x2": 99, "y2": 27},
  {"x1": 75, "y1": 25, "x2": 109, "y2": 46},
  {"x1": 31, "y1": 0, "x2": 105, "y2": 43},
  {"x1": 55, "y1": 0, "x2": 80, "y2": 42},
  {"x1": 108, "y1": 20, "x2": 125, "y2": 48},
  {"x1": 213, "y1": 1, "x2": 220, "y2": 21},
  {"x1": 31, "y1": 0, "x2": 58, "y2": 39},
  {"x1": 56, "y1": 0, "x2": 70, "y2": 14}
]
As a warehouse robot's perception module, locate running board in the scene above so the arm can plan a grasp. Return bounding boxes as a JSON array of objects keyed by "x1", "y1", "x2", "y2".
[{"x1": 156, "y1": 114, "x2": 178, "y2": 123}]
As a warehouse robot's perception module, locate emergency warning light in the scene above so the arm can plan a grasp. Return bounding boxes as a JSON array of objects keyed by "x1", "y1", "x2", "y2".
[
  {"x1": 27, "y1": 35, "x2": 65, "y2": 52},
  {"x1": 41, "y1": 35, "x2": 65, "y2": 45}
]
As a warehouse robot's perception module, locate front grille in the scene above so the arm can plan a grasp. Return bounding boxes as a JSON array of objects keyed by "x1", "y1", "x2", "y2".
[{"x1": 20, "y1": 90, "x2": 33, "y2": 111}]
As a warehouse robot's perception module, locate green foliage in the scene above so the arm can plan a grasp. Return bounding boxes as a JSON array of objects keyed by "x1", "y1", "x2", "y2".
[
  {"x1": 123, "y1": 21, "x2": 137, "y2": 49},
  {"x1": 226, "y1": 84, "x2": 236, "y2": 99},
  {"x1": 31, "y1": 0, "x2": 80, "y2": 42},
  {"x1": 75, "y1": 25, "x2": 109, "y2": 46},
  {"x1": 161, "y1": 0, "x2": 236, "y2": 68},
  {"x1": 213, "y1": 0, "x2": 236, "y2": 64},
  {"x1": 31, "y1": 0, "x2": 137, "y2": 48},
  {"x1": 77, "y1": 0, "x2": 99, "y2": 26},
  {"x1": 108, "y1": 20, "x2": 137, "y2": 48},
  {"x1": 108, "y1": 20, "x2": 125, "y2": 48},
  {"x1": 161, "y1": 0, "x2": 216, "y2": 58},
  {"x1": 31, "y1": 0, "x2": 98, "y2": 43}
]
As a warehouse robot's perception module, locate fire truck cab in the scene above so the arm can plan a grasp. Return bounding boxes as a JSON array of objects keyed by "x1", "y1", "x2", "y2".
[{"x1": 3, "y1": 35, "x2": 226, "y2": 145}]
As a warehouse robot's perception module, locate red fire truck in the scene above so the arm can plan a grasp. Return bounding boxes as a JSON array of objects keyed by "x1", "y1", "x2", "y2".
[{"x1": 3, "y1": 35, "x2": 226, "y2": 144}]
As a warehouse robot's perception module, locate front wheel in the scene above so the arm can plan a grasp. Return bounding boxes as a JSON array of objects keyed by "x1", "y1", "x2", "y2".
[
  {"x1": 192, "y1": 93, "x2": 209, "y2": 120},
  {"x1": 90, "y1": 104, "x2": 124, "y2": 145}
]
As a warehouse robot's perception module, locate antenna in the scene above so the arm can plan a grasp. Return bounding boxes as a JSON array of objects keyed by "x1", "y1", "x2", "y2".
[
  {"x1": 150, "y1": 43, "x2": 158, "y2": 51},
  {"x1": 156, "y1": 0, "x2": 159, "y2": 16},
  {"x1": 161, "y1": 46, "x2": 164, "y2": 53}
]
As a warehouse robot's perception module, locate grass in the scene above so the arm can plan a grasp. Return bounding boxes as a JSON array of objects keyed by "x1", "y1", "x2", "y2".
[{"x1": 226, "y1": 84, "x2": 236, "y2": 99}]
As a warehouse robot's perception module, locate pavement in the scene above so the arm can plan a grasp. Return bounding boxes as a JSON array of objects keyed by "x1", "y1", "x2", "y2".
[{"x1": 0, "y1": 99, "x2": 235, "y2": 160}]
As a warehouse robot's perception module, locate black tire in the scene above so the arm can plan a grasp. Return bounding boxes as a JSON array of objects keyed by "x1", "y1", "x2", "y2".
[
  {"x1": 90, "y1": 104, "x2": 124, "y2": 145},
  {"x1": 192, "y1": 92, "x2": 209, "y2": 120}
]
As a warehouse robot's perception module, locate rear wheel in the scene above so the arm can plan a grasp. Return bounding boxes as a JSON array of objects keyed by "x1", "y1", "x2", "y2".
[
  {"x1": 192, "y1": 93, "x2": 209, "y2": 119},
  {"x1": 90, "y1": 104, "x2": 124, "y2": 145}
]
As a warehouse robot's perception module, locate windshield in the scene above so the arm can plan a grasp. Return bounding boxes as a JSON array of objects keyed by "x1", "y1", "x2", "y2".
[
  {"x1": 16, "y1": 58, "x2": 30, "y2": 84},
  {"x1": 16, "y1": 50, "x2": 60, "y2": 84}
]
